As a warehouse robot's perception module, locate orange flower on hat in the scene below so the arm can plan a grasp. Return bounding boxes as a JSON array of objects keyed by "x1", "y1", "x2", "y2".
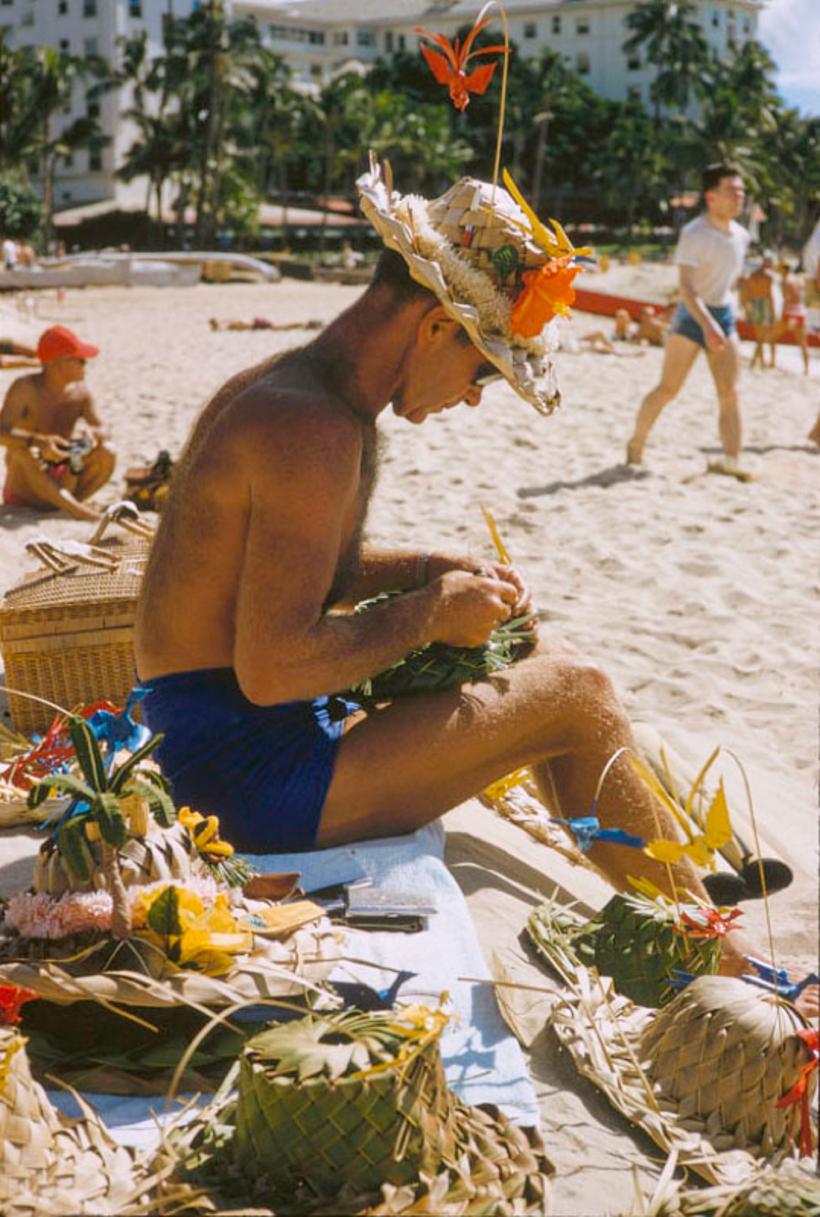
[
  {"x1": 510, "y1": 255, "x2": 580, "y2": 338},
  {"x1": 415, "y1": 14, "x2": 506, "y2": 112}
]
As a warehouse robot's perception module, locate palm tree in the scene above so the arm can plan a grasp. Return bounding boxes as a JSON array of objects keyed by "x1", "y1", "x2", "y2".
[{"x1": 623, "y1": 0, "x2": 709, "y2": 124}]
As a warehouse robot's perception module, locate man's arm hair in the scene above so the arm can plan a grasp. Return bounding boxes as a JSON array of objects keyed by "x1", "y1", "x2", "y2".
[{"x1": 233, "y1": 408, "x2": 438, "y2": 704}]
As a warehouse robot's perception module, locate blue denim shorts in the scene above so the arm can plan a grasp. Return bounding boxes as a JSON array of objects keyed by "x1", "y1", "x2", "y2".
[{"x1": 669, "y1": 302, "x2": 735, "y2": 348}]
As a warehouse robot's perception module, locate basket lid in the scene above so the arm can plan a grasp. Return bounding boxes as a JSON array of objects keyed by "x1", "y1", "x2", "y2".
[{"x1": 0, "y1": 546, "x2": 146, "y2": 617}]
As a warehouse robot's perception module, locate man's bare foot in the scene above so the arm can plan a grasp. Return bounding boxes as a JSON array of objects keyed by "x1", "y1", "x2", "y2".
[
  {"x1": 707, "y1": 459, "x2": 754, "y2": 483},
  {"x1": 626, "y1": 439, "x2": 643, "y2": 465}
]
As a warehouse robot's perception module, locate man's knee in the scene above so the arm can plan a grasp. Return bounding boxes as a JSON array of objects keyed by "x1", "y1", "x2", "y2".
[{"x1": 529, "y1": 648, "x2": 625, "y2": 730}]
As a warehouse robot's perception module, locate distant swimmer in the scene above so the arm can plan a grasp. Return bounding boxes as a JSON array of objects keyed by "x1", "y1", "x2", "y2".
[
  {"x1": 0, "y1": 325, "x2": 115, "y2": 520},
  {"x1": 739, "y1": 254, "x2": 776, "y2": 370}
]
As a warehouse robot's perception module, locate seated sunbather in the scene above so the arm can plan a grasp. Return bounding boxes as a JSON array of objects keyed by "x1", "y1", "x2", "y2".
[
  {"x1": 0, "y1": 338, "x2": 38, "y2": 367},
  {"x1": 0, "y1": 325, "x2": 115, "y2": 521},
  {"x1": 209, "y1": 317, "x2": 323, "y2": 332},
  {"x1": 135, "y1": 166, "x2": 817, "y2": 1016}
]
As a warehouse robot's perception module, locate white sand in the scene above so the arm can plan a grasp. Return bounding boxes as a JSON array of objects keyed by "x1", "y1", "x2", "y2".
[{"x1": 0, "y1": 273, "x2": 817, "y2": 1213}]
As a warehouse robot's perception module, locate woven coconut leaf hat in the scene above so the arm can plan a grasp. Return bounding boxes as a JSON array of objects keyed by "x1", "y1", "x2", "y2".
[{"x1": 356, "y1": 4, "x2": 589, "y2": 417}]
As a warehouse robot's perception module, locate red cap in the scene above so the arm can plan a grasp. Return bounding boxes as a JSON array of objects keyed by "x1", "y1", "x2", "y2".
[{"x1": 37, "y1": 326, "x2": 99, "y2": 364}]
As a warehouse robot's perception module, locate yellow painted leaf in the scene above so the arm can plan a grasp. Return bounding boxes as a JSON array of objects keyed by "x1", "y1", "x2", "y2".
[
  {"x1": 703, "y1": 781, "x2": 732, "y2": 849},
  {"x1": 645, "y1": 838, "x2": 687, "y2": 864}
]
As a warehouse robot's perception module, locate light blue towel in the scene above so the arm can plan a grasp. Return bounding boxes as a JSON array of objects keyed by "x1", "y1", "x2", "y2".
[
  {"x1": 50, "y1": 821, "x2": 539, "y2": 1145},
  {"x1": 249, "y1": 820, "x2": 539, "y2": 1126}
]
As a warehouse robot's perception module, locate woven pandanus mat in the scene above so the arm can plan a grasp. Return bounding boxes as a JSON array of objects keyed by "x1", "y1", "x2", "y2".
[
  {"x1": 541, "y1": 947, "x2": 815, "y2": 1187},
  {"x1": 625, "y1": 1153, "x2": 820, "y2": 1216}
]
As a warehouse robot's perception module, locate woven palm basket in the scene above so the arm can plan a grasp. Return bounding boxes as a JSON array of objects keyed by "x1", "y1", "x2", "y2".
[
  {"x1": 172, "y1": 1009, "x2": 553, "y2": 1215},
  {"x1": 540, "y1": 946, "x2": 816, "y2": 1187},
  {"x1": 0, "y1": 540, "x2": 148, "y2": 736},
  {"x1": 663, "y1": 1159, "x2": 820, "y2": 1216}
]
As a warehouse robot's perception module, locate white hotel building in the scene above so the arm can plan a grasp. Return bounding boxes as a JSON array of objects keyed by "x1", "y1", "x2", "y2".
[{"x1": 0, "y1": 0, "x2": 763, "y2": 211}]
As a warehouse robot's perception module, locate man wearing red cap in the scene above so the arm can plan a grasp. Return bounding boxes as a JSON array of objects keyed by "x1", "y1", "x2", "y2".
[{"x1": 0, "y1": 325, "x2": 115, "y2": 520}]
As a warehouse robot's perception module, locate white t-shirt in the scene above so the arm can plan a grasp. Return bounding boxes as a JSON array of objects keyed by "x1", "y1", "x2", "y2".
[
  {"x1": 2, "y1": 238, "x2": 17, "y2": 269},
  {"x1": 674, "y1": 214, "x2": 749, "y2": 307}
]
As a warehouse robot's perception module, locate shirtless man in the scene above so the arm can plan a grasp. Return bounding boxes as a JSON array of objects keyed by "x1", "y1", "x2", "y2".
[
  {"x1": 739, "y1": 255, "x2": 776, "y2": 370},
  {"x1": 135, "y1": 170, "x2": 773, "y2": 978},
  {"x1": 626, "y1": 163, "x2": 749, "y2": 469},
  {"x1": 0, "y1": 325, "x2": 115, "y2": 520}
]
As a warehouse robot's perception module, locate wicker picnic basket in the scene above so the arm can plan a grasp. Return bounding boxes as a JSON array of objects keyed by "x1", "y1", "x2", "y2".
[{"x1": 0, "y1": 512, "x2": 154, "y2": 736}]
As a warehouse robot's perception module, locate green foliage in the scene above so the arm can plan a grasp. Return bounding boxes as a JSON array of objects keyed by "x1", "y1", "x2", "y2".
[{"x1": 0, "y1": 172, "x2": 43, "y2": 240}]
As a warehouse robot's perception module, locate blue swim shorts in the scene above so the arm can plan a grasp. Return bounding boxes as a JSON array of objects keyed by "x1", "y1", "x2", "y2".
[
  {"x1": 669, "y1": 302, "x2": 735, "y2": 348},
  {"x1": 139, "y1": 668, "x2": 359, "y2": 853}
]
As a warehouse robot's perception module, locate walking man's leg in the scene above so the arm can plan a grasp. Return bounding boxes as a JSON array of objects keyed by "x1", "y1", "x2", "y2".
[
  {"x1": 626, "y1": 334, "x2": 700, "y2": 464},
  {"x1": 706, "y1": 335, "x2": 742, "y2": 462}
]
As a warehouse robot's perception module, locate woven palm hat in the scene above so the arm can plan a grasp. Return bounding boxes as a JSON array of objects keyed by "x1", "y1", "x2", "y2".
[{"x1": 356, "y1": 153, "x2": 562, "y2": 416}]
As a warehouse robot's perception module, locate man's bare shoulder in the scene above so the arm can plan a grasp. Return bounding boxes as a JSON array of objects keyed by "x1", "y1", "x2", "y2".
[
  {"x1": 224, "y1": 381, "x2": 365, "y2": 479},
  {"x1": 3, "y1": 371, "x2": 39, "y2": 404}
]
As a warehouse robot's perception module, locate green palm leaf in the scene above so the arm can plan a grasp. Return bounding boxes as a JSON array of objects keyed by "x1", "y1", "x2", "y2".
[
  {"x1": 93, "y1": 791, "x2": 128, "y2": 848},
  {"x1": 57, "y1": 818, "x2": 92, "y2": 882},
  {"x1": 68, "y1": 714, "x2": 108, "y2": 792},
  {"x1": 27, "y1": 772, "x2": 95, "y2": 808},
  {"x1": 109, "y1": 732, "x2": 164, "y2": 793},
  {"x1": 125, "y1": 778, "x2": 176, "y2": 827}
]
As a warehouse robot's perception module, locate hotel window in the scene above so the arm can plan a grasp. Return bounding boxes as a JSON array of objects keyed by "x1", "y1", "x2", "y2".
[
  {"x1": 627, "y1": 52, "x2": 640, "y2": 70},
  {"x1": 523, "y1": 21, "x2": 537, "y2": 39},
  {"x1": 576, "y1": 51, "x2": 590, "y2": 74},
  {"x1": 332, "y1": 30, "x2": 349, "y2": 45},
  {"x1": 552, "y1": 15, "x2": 561, "y2": 34},
  {"x1": 83, "y1": 0, "x2": 97, "y2": 15},
  {"x1": 576, "y1": 17, "x2": 590, "y2": 34},
  {"x1": 128, "y1": 0, "x2": 142, "y2": 17},
  {"x1": 385, "y1": 30, "x2": 394, "y2": 52},
  {"x1": 628, "y1": 85, "x2": 641, "y2": 100},
  {"x1": 743, "y1": 18, "x2": 750, "y2": 32},
  {"x1": 84, "y1": 37, "x2": 98, "y2": 55},
  {"x1": 59, "y1": 38, "x2": 70, "y2": 51},
  {"x1": 712, "y1": 10, "x2": 720, "y2": 27},
  {"x1": 62, "y1": 151, "x2": 74, "y2": 168},
  {"x1": 58, "y1": 0, "x2": 68, "y2": 12},
  {"x1": 86, "y1": 93, "x2": 100, "y2": 117},
  {"x1": 309, "y1": 29, "x2": 324, "y2": 44},
  {"x1": 398, "y1": 32, "x2": 406, "y2": 50},
  {"x1": 1, "y1": 1, "x2": 14, "y2": 8},
  {"x1": 357, "y1": 29, "x2": 375, "y2": 47},
  {"x1": 89, "y1": 142, "x2": 103, "y2": 171}
]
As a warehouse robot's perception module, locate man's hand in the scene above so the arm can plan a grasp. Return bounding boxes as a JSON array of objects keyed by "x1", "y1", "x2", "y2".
[
  {"x1": 427, "y1": 569, "x2": 520, "y2": 648},
  {"x1": 428, "y1": 554, "x2": 535, "y2": 621},
  {"x1": 704, "y1": 322, "x2": 728, "y2": 353},
  {"x1": 40, "y1": 435, "x2": 71, "y2": 463}
]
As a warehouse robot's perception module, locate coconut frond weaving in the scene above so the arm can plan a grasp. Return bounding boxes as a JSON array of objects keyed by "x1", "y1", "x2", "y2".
[{"x1": 540, "y1": 946, "x2": 816, "y2": 1187}]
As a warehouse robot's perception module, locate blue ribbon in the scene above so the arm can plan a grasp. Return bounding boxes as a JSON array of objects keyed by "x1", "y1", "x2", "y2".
[
  {"x1": 552, "y1": 815, "x2": 646, "y2": 853},
  {"x1": 742, "y1": 956, "x2": 819, "y2": 1001}
]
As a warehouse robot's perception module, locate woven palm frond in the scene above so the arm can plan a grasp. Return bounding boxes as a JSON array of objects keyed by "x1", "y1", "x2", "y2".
[
  {"x1": 528, "y1": 893, "x2": 723, "y2": 1008},
  {"x1": 672, "y1": 1159, "x2": 820, "y2": 1216},
  {"x1": 33, "y1": 818, "x2": 204, "y2": 897},
  {"x1": 479, "y1": 768, "x2": 594, "y2": 869},
  {"x1": 0, "y1": 913, "x2": 340, "y2": 1007},
  {"x1": 544, "y1": 950, "x2": 816, "y2": 1187},
  {"x1": 160, "y1": 1009, "x2": 553, "y2": 1216},
  {"x1": 0, "y1": 1025, "x2": 141, "y2": 1217},
  {"x1": 639, "y1": 976, "x2": 813, "y2": 1154}
]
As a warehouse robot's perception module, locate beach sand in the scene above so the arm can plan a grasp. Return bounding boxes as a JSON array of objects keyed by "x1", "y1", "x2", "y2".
[{"x1": 0, "y1": 272, "x2": 817, "y2": 1213}]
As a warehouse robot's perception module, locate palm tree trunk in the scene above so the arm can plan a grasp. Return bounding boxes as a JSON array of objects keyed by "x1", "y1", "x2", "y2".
[
  {"x1": 42, "y1": 149, "x2": 55, "y2": 255},
  {"x1": 102, "y1": 843, "x2": 131, "y2": 939}
]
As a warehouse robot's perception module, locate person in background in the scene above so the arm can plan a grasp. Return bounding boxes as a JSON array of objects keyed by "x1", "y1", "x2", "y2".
[
  {"x1": 2, "y1": 236, "x2": 18, "y2": 271},
  {"x1": 626, "y1": 163, "x2": 749, "y2": 472},
  {"x1": 739, "y1": 254, "x2": 777, "y2": 370},
  {"x1": 775, "y1": 259, "x2": 809, "y2": 376},
  {"x1": 0, "y1": 325, "x2": 115, "y2": 520}
]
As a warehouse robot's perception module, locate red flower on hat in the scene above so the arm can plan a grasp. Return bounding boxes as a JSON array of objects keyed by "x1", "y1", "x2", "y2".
[
  {"x1": 415, "y1": 15, "x2": 506, "y2": 112},
  {"x1": 0, "y1": 984, "x2": 38, "y2": 1025},
  {"x1": 510, "y1": 256, "x2": 580, "y2": 338}
]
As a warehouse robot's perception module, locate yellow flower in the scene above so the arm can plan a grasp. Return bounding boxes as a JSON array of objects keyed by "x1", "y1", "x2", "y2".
[{"x1": 134, "y1": 884, "x2": 251, "y2": 976}]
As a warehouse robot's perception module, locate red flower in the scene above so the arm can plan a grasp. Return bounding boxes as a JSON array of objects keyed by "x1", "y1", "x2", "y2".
[
  {"x1": 510, "y1": 256, "x2": 580, "y2": 338},
  {"x1": 415, "y1": 15, "x2": 506, "y2": 112},
  {"x1": 776, "y1": 1029, "x2": 818, "y2": 1156},
  {"x1": 0, "y1": 984, "x2": 38, "y2": 1025},
  {"x1": 678, "y1": 907, "x2": 743, "y2": 939}
]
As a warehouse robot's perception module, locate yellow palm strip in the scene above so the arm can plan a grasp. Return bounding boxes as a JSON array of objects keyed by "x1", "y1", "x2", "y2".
[
  {"x1": 481, "y1": 502, "x2": 512, "y2": 564},
  {"x1": 501, "y1": 169, "x2": 593, "y2": 258}
]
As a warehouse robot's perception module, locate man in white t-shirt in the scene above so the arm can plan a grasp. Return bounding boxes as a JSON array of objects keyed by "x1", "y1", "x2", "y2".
[
  {"x1": 627, "y1": 163, "x2": 750, "y2": 470},
  {"x1": 2, "y1": 237, "x2": 18, "y2": 271}
]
